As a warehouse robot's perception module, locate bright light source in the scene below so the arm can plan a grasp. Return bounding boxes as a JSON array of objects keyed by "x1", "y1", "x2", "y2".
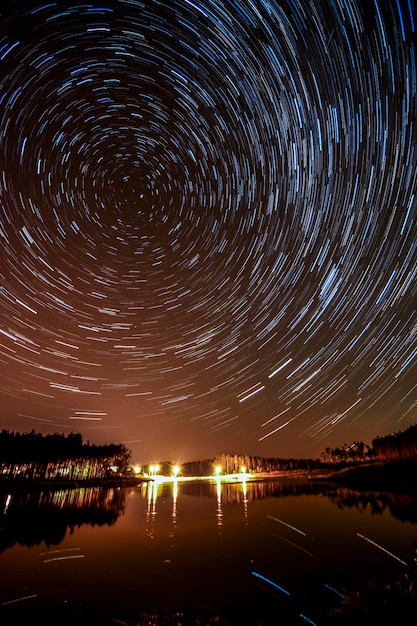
[
  {"x1": 133, "y1": 465, "x2": 141, "y2": 474},
  {"x1": 172, "y1": 465, "x2": 180, "y2": 477},
  {"x1": 149, "y1": 464, "x2": 159, "y2": 478},
  {"x1": 215, "y1": 465, "x2": 222, "y2": 476}
]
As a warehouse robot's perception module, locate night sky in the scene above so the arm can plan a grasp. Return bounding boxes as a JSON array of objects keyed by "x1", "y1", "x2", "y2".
[{"x1": 0, "y1": 0, "x2": 415, "y2": 465}]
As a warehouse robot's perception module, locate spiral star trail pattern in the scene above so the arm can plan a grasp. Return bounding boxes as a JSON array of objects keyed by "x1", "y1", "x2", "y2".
[{"x1": 0, "y1": 0, "x2": 415, "y2": 463}]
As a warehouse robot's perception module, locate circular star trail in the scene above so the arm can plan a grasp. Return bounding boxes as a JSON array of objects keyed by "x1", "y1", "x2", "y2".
[{"x1": 0, "y1": 0, "x2": 416, "y2": 461}]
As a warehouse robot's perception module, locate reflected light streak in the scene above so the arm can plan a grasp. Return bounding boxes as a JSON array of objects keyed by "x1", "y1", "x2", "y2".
[
  {"x1": 151, "y1": 481, "x2": 159, "y2": 512},
  {"x1": 145, "y1": 480, "x2": 160, "y2": 538},
  {"x1": 275, "y1": 534, "x2": 313, "y2": 557},
  {"x1": 1, "y1": 594, "x2": 38, "y2": 606},
  {"x1": 43, "y1": 554, "x2": 85, "y2": 563},
  {"x1": 3, "y1": 494, "x2": 12, "y2": 513},
  {"x1": 357, "y1": 532, "x2": 408, "y2": 565},
  {"x1": 39, "y1": 547, "x2": 82, "y2": 556},
  {"x1": 251, "y1": 571, "x2": 290, "y2": 596},
  {"x1": 172, "y1": 478, "x2": 178, "y2": 529},
  {"x1": 216, "y1": 477, "x2": 223, "y2": 530},
  {"x1": 241, "y1": 479, "x2": 248, "y2": 523},
  {"x1": 147, "y1": 472, "x2": 254, "y2": 483},
  {"x1": 143, "y1": 476, "x2": 253, "y2": 531},
  {"x1": 267, "y1": 515, "x2": 306, "y2": 536},
  {"x1": 324, "y1": 583, "x2": 345, "y2": 598}
]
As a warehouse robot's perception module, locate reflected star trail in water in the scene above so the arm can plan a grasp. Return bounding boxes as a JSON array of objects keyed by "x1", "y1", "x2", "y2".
[{"x1": 0, "y1": 0, "x2": 415, "y2": 462}]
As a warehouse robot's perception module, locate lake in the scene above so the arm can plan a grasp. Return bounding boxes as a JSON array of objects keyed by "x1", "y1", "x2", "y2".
[{"x1": 1, "y1": 477, "x2": 416, "y2": 625}]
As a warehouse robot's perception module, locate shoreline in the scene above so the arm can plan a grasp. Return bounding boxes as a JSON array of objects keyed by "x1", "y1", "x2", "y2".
[
  {"x1": 0, "y1": 476, "x2": 148, "y2": 493},
  {"x1": 307, "y1": 459, "x2": 417, "y2": 492},
  {"x1": 1, "y1": 460, "x2": 416, "y2": 493}
]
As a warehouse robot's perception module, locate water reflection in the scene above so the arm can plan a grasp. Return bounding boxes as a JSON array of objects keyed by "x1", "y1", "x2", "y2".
[
  {"x1": 145, "y1": 479, "x2": 159, "y2": 539},
  {"x1": 242, "y1": 478, "x2": 249, "y2": 524},
  {"x1": 216, "y1": 477, "x2": 223, "y2": 531},
  {"x1": 0, "y1": 487, "x2": 126, "y2": 553},
  {"x1": 326, "y1": 487, "x2": 417, "y2": 525},
  {"x1": 176, "y1": 476, "x2": 328, "y2": 502},
  {"x1": 142, "y1": 478, "x2": 417, "y2": 527},
  {"x1": 171, "y1": 478, "x2": 178, "y2": 533},
  {"x1": 2, "y1": 479, "x2": 417, "y2": 555},
  {"x1": 1, "y1": 479, "x2": 417, "y2": 625}
]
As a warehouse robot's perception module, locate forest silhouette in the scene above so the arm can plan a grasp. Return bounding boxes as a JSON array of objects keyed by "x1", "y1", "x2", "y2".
[{"x1": 0, "y1": 423, "x2": 417, "y2": 485}]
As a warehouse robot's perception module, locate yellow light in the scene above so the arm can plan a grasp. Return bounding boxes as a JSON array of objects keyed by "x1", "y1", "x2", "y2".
[
  {"x1": 149, "y1": 464, "x2": 159, "y2": 478},
  {"x1": 172, "y1": 465, "x2": 180, "y2": 477},
  {"x1": 133, "y1": 466, "x2": 141, "y2": 474},
  {"x1": 240, "y1": 466, "x2": 246, "y2": 474},
  {"x1": 215, "y1": 465, "x2": 222, "y2": 476}
]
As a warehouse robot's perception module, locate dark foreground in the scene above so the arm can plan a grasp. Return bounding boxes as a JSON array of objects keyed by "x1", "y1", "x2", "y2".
[
  {"x1": 309, "y1": 459, "x2": 417, "y2": 492},
  {"x1": 1, "y1": 470, "x2": 417, "y2": 625}
]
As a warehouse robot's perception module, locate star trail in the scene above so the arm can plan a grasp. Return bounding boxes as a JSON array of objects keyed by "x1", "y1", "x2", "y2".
[{"x1": 0, "y1": 0, "x2": 416, "y2": 463}]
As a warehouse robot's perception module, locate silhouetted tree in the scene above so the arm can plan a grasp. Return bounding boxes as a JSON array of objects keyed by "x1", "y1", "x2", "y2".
[
  {"x1": 373, "y1": 425, "x2": 417, "y2": 463},
  {"x1": 0, "y1": 430, "x2": 131, "y2": 481}
]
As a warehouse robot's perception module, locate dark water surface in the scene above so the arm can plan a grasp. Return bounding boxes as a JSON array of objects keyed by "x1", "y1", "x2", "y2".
[{"x1": 1, "y1": 478, "x2": 417, "y2": 625}]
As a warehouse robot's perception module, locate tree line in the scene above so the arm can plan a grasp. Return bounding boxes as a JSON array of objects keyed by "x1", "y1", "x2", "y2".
[
  {"x1": 0, "y1": 430, "x2": 131, "y2": 481},
  {"x1": 320, "y1": 441, "x2": 374, "y2": 465},
  {"x1": 179, "y1": 425, "x2": 417, "y2": 476},
  {"x1": 161, "y1": 454, "x2": 323, "y2": 477},
  {"x1": 372, "y1": 423, "x2": 417, "y2": 463},
  {"x1": 320, "y1": 424, "x2": 417, "y2": 466},
  {"x1": 1, "y1": 422, "x2": 416, "y2": 483}
]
